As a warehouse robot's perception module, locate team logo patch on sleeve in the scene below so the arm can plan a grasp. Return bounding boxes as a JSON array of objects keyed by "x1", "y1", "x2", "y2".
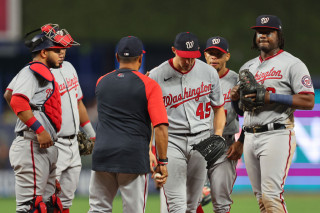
[{"x1": 301, "y1": 75, "x2": 313, "y2": 88}]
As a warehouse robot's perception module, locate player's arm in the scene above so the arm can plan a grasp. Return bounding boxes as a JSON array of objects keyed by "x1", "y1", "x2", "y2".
[
  {"x1": 227, "y1": 129, "x2": 244, "y2": 160},
  {"x1": 4, "y1": 89, "x2": 13, "y2": 109},
  {"x1": 264, "y1": 92, "x2": 314, "y2": 110},
  {"x1": 10, "y1": 96, "x2": 53, "y2": 148},
  {"x1": 149, "y1": 125, "x2": 157, "y2": 173},
  {"x1": 78, "y1": 99, "x2": 96, "y2": 140},
  {"x1": 153, "y1": 124, "x2": 169, "y2": 187},
  {"x1": 213, "y1": 106, "x2": 226, "y2": 136}
]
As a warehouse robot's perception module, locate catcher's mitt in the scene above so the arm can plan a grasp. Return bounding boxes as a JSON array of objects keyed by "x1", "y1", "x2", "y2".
[
  {"x1": 239, "y1": 69, "x2": 266, "y2": 111},
  {"x1": 191, "y1": 135, "x2": 226, "y2": 169},
  {"x1": 77, "y1": 131, "x2": 94, "y2": 156}
]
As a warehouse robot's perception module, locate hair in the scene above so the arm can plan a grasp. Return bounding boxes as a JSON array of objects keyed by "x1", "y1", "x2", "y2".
[
  {"x1": 118, "y1": 55, "x2": 140, "y2": 63},
  {"x1": 31, "y1": 50, "x2": 41, "y2": 59},
  {"x1": 251, "y1": 29, "x2": 285, "y2": 50}
]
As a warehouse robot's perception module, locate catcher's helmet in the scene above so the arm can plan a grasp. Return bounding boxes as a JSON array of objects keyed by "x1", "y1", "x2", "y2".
[{"x1": 24, "y1": 23, "x2": 79, "y2": 52}]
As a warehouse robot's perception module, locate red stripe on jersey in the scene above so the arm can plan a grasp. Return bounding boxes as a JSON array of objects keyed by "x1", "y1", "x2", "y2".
[
  {"x1": 212, "y1": 101, "x2": 225, "y2": 108},
  {"x1": 259, "y1": 49, "x2": 284, "y2": 62},
  {"x1": 219, "y1": 69, "x2": 230, "y2": 79},
  {"x1": 168, "y1": 58, "x2": 196, "y2": 75},
  {"x1": 30, "y1": 141, "x2": 37, "y2": 197},
  {"x1": 132, "y1": 71, "x2": 169, "y2": 127},
  {"x1": 96, "y1": 70, "x2": 117, "y2": 87},
  {"x1": 298, "y1": 91, "x2": 315, "y2": 95}
]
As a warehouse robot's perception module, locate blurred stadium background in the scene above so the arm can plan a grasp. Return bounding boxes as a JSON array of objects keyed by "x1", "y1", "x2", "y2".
[{"x1": 0, "y1": 0, "x2": 319, "y2": 212}]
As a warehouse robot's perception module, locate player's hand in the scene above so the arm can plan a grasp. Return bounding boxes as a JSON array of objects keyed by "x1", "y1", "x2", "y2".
[
  {"x1": 152, "y1": 165, "x2": 168, "y2": 188},
  {"x1": 37, "y1": 130, "x2": 53, "y2": 149},
  {"x1": 145, "y1": 71, "x2": 150, "y2": 76},
  {"x1": 149, "y1": 150, "x2": 157, "y2": 173},
  {"x1": 226, "y1": 141, "x2": 243, "y2": 160},
  {"x1": 230, "y1": 85, "x2": 240, "y2": 101}
]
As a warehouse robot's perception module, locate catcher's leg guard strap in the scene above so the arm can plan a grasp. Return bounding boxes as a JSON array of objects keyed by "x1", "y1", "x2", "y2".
[
  {"x1": 29, "y1": 195, "x2": 47, "y2": 213},
  {"x1": 46, "y1": 194, "x2": 63, "y2": 213}
]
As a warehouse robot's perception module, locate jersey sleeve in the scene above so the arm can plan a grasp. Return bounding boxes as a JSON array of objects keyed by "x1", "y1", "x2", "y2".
[
  {"x1": 12, "y1": 69, "x2": 38, "y2": 101},
  {"x1": 209, "y1": 70, "x2": 224, "y2": 108},
  {"x1": 6, "y1": 75, "x2": 17, "y2": 91},
  {"x1": 147, "y1": 79, "x2": 168, "y2": 127},
  {"x1": 289, "y1": 61, "x2": 314, "y2": 95}
]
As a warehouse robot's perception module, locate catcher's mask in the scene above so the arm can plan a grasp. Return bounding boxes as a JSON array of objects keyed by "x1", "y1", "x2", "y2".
[{"x1": 24, "y1": 23, "x2": 80, "y2": 52}]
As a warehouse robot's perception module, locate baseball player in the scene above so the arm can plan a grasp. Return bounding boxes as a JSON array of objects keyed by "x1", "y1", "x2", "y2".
[
  {"x1": 149, "y1": 32, "x2": 226, "y2": 213},
  {"x1": 231, "y1": 15, "x2": 315, "y2": 212},
  {"x1": 5, "y1": 25, "x2": 95, "y2": 213},
  {"x1": 3, "y1": 23, "x2": 78, "y2": 213},
  {"x1": 51, "y1": 50, "x2": 95, "y2": 213},
  {"x1": 195, "y1": 36, "x2": 244, "y2": 213},
  {"x1": 89, "y1": 36, "x2": 169, "y2": 213}
]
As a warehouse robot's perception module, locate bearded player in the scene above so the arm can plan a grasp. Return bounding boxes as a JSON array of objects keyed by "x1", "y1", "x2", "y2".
[{"x1": 231, "y1": 15, "x2": 314, "y2": 212}]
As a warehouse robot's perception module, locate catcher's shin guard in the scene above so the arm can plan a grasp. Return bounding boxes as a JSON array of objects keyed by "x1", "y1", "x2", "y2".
[
  {"x1": 28, "y1": 196, "x2": 47, "y2": 213},
  {"x1": 45, "y1": 194, "x2": 63, "y2": 213}
]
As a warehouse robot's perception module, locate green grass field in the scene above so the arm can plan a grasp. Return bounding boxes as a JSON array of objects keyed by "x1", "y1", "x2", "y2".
[{"x1": 1, "y1": 193, "x2": 319, "y2": 212}]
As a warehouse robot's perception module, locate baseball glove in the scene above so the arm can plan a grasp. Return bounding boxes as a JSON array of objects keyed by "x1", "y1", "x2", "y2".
[
  {"x1": 191, "y1": 135, "x2": 227, "y2": 169},
  {"x1": 77, "y1": 131, "x2": 94, "y2": 156},
  {"x1": 239, "y1": 69, "x2": 266, "y2": 111}
]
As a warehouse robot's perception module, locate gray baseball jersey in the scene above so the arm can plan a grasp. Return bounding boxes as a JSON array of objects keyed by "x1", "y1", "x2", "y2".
[
  {"x1": 240, "y1": 50, "x2": 314, "y2": 127},
  {"x1": 9, "y1": 66, "x2": 57, "y2": 139},
  {"x1": 241, "y1": 50, "x2": 314, "y2": 212},
  {"x1": 51, "y1": 61, "x2": 83, "y2": 136},
  {"x1": 218, "y1": 69, "x2": 239, "y2": 136},
  {"x1": 149, "y1": 58, "x2": 224, "y2": 212},
  {"x1": 149, "y1": 58, "x2": 224, "y2": 134}
]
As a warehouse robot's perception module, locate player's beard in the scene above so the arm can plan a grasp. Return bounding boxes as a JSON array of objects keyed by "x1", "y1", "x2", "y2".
[{"x1": 46, "y1": 57, "x2": 60, "y2": 69}]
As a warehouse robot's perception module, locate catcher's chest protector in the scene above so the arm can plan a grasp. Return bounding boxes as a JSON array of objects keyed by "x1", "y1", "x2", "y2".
[{"x1": 29, "y1": 62, "x2": 62, "y2": 132}]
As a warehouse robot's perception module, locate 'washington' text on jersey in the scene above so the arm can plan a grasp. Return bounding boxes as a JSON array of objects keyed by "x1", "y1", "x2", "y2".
[
  {"x1": 58, "y1": 74, "x2": 79, "y2": 96},
  {"x1": 163, "y1": 82, "x2": 212, "y2": 108},
  {"x1": 255, "y1": 67, "x2": 283, "y2": 84}
]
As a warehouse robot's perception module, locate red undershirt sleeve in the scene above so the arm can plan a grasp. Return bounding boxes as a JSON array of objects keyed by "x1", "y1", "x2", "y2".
[{"x1": 10, "y1": 95, "x2": 31, "y2": 115}]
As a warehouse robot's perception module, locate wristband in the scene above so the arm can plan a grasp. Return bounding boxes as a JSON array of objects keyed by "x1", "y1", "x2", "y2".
[
  {"x1": 269, "y1": 93, "x2": 293, "y2": 106},
  {"x1": 158, "y1": 157, "x2": 168, "y2": 165},
  {"x1": 25, "y1": 116, "x2": 45, "y2": 134},
  {"x1": 81, "y1": 121, "x2": 96, "y2": 138}
]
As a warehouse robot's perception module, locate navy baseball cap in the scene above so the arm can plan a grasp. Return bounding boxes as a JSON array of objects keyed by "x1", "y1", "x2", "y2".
[
  {"x1": 174, "y1": 32, "x2": 201, "y2": 58},
  {"x1": 251, "y1": 15, "x2": 282, "y2": 30},
  {"x1": 117, "y1": 36, "x2": 145, "y2": 57},
  {"x1": 204, "y1": 36, "x2": 229, "y2": 53}
]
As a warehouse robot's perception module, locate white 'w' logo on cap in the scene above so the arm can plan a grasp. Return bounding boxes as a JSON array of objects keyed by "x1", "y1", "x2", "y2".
[
  {"x1": 186, "y1": 41, "x2": 194, "y2": 49},
  {"x1": 212, "y1": 38, "x2": 220, "y2": 45},
  {"x1": 261, "y1": 17, "x2": 270, "y2": 24}
]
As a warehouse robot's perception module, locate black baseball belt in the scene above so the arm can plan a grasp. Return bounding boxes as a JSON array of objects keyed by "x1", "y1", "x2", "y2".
[
  {"x1": 173, "y1": 130, "x2": 206, "y2": 137},
  {"x1": 244, "y1": 123, "x2": 286, "y2": 133}
]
